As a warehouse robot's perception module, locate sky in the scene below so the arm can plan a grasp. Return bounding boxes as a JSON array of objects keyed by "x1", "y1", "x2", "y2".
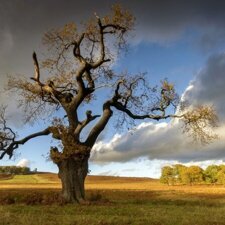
[{"x1": 1, "y1": 0, "x2": 225, "y2": 178}]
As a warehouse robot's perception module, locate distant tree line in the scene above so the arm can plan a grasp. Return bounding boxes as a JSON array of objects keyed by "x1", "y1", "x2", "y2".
[
  {"x1": 160, "y1": 164, "x2": 225, "y2": 185},
  {"x1": 0, "y1": 166, "x2": 31, "y2": 175}
]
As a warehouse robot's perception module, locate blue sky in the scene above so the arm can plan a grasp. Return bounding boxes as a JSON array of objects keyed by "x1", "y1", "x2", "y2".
[{"x1": 1, "y1": 0, "x2": 225, "y2": 178}]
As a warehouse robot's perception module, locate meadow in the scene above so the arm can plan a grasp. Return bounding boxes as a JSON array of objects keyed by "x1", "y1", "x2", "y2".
[{"x1": 1, "y1": 173, "x2": 225, "y2": 225}]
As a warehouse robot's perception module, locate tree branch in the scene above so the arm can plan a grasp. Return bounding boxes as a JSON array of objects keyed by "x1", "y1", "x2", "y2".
[
  {"x1": 31, "y1": 52, "x2": 64, "y2": 103},
  {"x1": 84, "y1": 78, "x2": 179, "y2": 147},
  {"x1": 72, "y1": 33, "x2": 85, "y2": 63},
  {"x1": 112, "y1": 100, "x2": 182, "y2": 120},
  {"x1": 0, "y1": 127, "x2": 51, "y2": 159},
  {"x1": 74, "y1": 110, "x2": 100, "y2": 139},
  {"x1": 85, "y1": 101, "x2": 113, "y2": 147}
]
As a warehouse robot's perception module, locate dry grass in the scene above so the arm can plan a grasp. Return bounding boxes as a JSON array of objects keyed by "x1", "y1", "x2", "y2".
[
  {"x1": 1, "y1": 188, "x2": 225, "y2": 225},
  {"x1": 1, "y1": 173, "x2": 225, "y2": 224},
  {"x1": 1, "y1": 173, "x2": 225, "y2": 195},
  {"x1": 0, "y1": 174, "x2": 13, "y2": 180}
]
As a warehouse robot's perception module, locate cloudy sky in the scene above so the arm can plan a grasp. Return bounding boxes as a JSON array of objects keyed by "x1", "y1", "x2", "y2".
[{"x1": 1, "y1": 0, "x2": 225, "y2": 178}]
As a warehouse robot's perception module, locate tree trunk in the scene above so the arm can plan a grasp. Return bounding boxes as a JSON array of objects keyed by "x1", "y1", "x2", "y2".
[{"x1": 57, "y1": 157, "x2": 88, "y2": 203}]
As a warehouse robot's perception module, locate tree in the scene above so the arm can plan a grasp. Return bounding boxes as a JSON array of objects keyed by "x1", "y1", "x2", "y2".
[
  {"x1": 180, "y1": 166, "x2": 204, "y2": 185},
  {"x1": 204, "y1": 165, "x2": 221, "y2": 184},
  {"x1": 216, "y1": 166, "x2": 225, "y2": 185},
  {"x1": 20, "y1": 167, "x2": 30, "y2": 175},
  {"x1": 0, "y1": 166, "x2": 30, "y2": 174},
  {"x1": 160, "y1": 166, "x2": 175, "y2": 185},
  {"x1": 0, "y1": 5, "x2": 218, "y2": 203},
  {"x1": 173, "y1": 164, "x2": 187, "y2": 183}
]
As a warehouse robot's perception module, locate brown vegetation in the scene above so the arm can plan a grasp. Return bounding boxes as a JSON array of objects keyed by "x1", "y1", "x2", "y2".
[
  {"x1": 0, "y1": 174, "x2": 14, "y2": 180},
  {"x1": 1, "y1": 174, "x2": 225, "y2": 206}
]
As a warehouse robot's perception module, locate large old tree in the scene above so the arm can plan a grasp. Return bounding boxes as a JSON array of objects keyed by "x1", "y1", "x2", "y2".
[{"x1": 0, "y1": 5, "x2": 218, "y2": 203}]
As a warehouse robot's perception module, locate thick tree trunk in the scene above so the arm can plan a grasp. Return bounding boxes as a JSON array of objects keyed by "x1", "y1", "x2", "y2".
[{"x1": 57, "y1": 157, "x2": 88, "y2": 203}]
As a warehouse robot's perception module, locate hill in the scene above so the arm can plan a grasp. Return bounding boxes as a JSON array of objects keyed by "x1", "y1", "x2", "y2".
[
  {"x1": 0, "y1": 172, "x2": 159, "y2": 189},
  {"x1": 1, "y1": 173, "x2": 225, "y2": 194}
]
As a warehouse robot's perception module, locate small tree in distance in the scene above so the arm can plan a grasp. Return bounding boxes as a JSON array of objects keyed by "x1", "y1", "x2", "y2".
[
  {"x1": 204, "y1": 165, "x2": 221, "y2": 184},
  {"x1": 0, "y1": 5, "x2": 218, "y2": 203},
  {"x1": 216, "y1": 167, "x2": 225, "y2": 185},
  {"x1": 185, "y1": 166, "x2": 204, "y2": 185},
  {"x1": 160, "y1": 164, "x2": 225, "y2": 185},
  {"x1": 160, "y1": 166, "x2": 175, "y2": 185}
]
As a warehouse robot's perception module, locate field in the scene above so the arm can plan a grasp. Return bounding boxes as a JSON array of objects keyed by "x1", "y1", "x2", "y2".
[{"x1": 1, "y1": 174, "x2": 225, "y2": 225}]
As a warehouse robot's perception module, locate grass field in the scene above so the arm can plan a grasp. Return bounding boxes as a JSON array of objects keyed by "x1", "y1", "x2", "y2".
[{"x1": 1, "y1": 173, "x2": 225, "y2": 225}]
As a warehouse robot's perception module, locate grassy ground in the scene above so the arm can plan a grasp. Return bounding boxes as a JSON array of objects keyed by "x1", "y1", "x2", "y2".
[{"x1": 1, "y1": 174, "x2": 225, "y2": 225}]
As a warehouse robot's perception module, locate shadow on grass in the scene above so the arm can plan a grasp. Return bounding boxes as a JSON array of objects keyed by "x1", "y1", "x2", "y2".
[{"x1": 0, "y1": 189, "x2": 225, "y2": 209}]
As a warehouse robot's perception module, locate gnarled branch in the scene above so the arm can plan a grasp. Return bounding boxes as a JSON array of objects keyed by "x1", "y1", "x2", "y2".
[
  {"x1": 0, "y1": 126, "x2": 51, "y2": 160},
  {"x1": 74, "y1": 110, "x2": 100, "y2": 139},
  {"x1": 0, "y1": 106, "x2": 53, "y2": 159},
  {"x1": 85, "y1": 101, "x2": 113, "y2": 147}
]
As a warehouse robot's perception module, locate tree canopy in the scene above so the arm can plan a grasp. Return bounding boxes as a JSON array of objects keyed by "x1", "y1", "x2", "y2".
[{"x1": 160, "y1": 164, "x2": 225, "y2": 185}]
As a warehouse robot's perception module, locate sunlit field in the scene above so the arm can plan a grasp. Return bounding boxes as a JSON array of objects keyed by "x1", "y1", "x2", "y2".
[{"x1": 1, "y1": 173, "x2": 225, "y2": 225}]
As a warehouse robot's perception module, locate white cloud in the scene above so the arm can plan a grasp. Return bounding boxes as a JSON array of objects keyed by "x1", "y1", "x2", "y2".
[
  {"x1": 90, "y1": 158, "x2": 225, "y2": 178},
  {"x1": 16, "y1": 158, "x2": 30, "y2": 167},
  {"x1": 180, "y1": 84, "x2": 194, "y2": 102},
  {"x1": 91, "y1": 120, "x2": 225, "y2": 163}
]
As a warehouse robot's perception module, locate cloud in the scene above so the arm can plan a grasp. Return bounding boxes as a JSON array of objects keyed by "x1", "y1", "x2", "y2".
[
  {"x1": 16, "y1": 158, "x2": 30, "y2": 167},
  {"x1": 0, "y1": 29, "x2": 14, "y2": 57},
  {"x1": 90, "y1": 158, "x2": 225, "y2": 178},
  {"x1": 91, "y1": 121, "x2": 225, "y2": 163},
  {"x1": 184, "y1": 52, "x2": 225, "y2": 121},
  {"x1": 1, "y1": 1, "x2": 225, "y2": 135},
  {"x1": 1, "y1": 1, "x2": 225, "y2": 106},
  {"x1": 91, "y1": 52, "x2": 225, "y2": 163},
  {"x1": 1, "y1": 1, "x2": 225, "y2": 51},
  {"x1": 119, "y1": 0, "x2": 225, "y2": 48},
  {"x1": 96, "y1": 170, "x2": 119, "y2": 177}
]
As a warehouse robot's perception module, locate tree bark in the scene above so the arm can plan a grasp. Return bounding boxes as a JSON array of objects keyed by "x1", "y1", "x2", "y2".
[{"x1": 57, "y1": 156, "x2": 88, "y2": 203}]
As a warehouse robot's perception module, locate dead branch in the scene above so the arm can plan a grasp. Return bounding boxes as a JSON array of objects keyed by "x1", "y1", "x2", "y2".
[{"x1": 0, "y1": 107, "x2": 51, "y2": 159}]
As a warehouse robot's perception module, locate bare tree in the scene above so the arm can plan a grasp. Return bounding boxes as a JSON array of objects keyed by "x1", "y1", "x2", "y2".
[{"x1": 0, "y1": 5, "x2": 218, "y2": 203}]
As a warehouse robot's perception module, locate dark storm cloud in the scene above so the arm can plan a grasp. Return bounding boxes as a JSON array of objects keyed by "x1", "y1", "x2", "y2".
[
  {"x1": 1, "y1": 0, "x2": 225, "y2": 76},
  {"x1": 1, "y1": 0, "x2": 225, "y2": 59},
  {"x1": 1, "y1": 0, "x2": 225, "y2": 123},
  {"x1": 184, "y1": 53, "x2": 225, "y2": 121},
  {"x1": 8, "y1": 1, "x2": 225, "y2": 37}
]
